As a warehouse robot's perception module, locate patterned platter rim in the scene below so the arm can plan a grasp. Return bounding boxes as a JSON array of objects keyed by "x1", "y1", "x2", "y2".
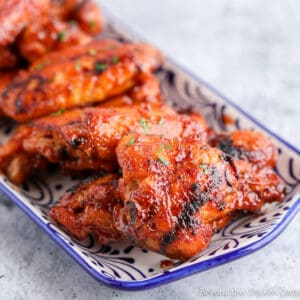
[{"x1": 0, "y1": 8, "x2": 299, "y2": 291}]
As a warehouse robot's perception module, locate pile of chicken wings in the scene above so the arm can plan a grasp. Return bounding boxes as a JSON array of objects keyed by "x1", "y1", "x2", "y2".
[{"x1": 0, "y1": 0, "x2": 287, "y2": 260}]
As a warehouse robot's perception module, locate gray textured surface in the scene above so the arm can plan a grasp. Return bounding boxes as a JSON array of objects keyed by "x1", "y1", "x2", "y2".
[{"x1": 0, "y1": 1, "x2": 299, "y2": 299}]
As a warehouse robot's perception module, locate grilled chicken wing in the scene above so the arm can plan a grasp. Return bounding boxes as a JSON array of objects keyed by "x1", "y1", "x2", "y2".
[
  {"x1": 0, "y1": 0, "x2": 49, "y2": 46},
  {"x1": 211, "y1": 130, "x2": 285, "y2": 211},
  {"x1": 115, "y1": 132, "x2": 285, "y2": 259},
  {"x1": 17, "y1": 18, "x2": 92, "y2": 62},
  {"x1": 50, "y1": 174, "x2": 122, "y2": 244},
  {"x1": 0, "y1": 41, "x2": 164, "y2": 121},
  {"x1": 115, "y1": 134, "x2": 239, "y2": 260}
]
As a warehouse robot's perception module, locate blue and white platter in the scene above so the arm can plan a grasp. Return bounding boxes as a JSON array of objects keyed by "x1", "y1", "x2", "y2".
[{"x1": 0, "y1": 11, "x2": 299, "y2": 291}]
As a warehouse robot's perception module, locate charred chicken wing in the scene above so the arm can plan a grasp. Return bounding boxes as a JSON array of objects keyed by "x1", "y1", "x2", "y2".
[
  {"x1": 50, "y1": 174, "x2": 122, "y2": 244},
  {"x1": 0, "y1": 41, "x2": 164, "y2": 121}
]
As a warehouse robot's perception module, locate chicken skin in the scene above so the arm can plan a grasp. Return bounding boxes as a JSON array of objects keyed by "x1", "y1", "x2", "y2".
[
  {"x1": 50, "y1": 174, "x2": 122, "y2": 244},
  {"x1": 0, "y1": 46, "x2": 20, "y2": 69},
  {"x1": 0, "y1": 41, "x2": 164, "y2": 121}
]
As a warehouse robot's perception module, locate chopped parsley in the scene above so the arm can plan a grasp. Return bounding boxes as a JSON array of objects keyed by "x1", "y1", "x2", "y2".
[
  {"x1": 165, "y1": 144, "x2": 171, "y2": 150},
  {"x1": 112, "y1": 56, "x2": 119, "y2": 64},
  {"x1": 57, "y1": 31, "x2": 65, "y2": 41},
  {"x1": 88, "y1": 48, "x2": 96, "y2": 56},
  {"x1": 51, "y1": 108, "x2": 66, "y2": 116},
  {"x1": 158, "y1": 156, "x2": 170, "y2": 166},
  {"x1": 69, "y1": 19, "x2": 78, "y2": 26},
  {"x1": 158, "y1": 118, "x2": 164, "y2": 126},
  {"x1": 140, "y1": 118, "x2": 149, "y2": 134},
  {"x1": 89, "y1": 20, "x2": 96, "y2": 29},
  {"x1": 94, "y1": 63, "x2": 107, "y2": 73},
  {"x1": 75, "y1": 61, "x2": 81, "y2": 71},
  {"x1": 126, "y1": 137, "x2": 136, "y2": 146},
  {"x1": 200, "y1": 163, "x2": 209, "y2": 175},
  {"x1": 34, "y1": 61, "x2": 50, "y2": 71}
]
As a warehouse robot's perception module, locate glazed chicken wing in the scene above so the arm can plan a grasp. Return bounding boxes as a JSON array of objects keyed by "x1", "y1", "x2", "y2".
[
  {"x1": 211, "y1": 130, "x2": 286, "y2": 211},
  {"x1": 50, "y1": 174, "x2": 122, "y2": 244},
  {"x1": 0, "y1": 41, "x2": 164, "y2": 121},
  {"x1": 115, "y1": 134, "x2": 239, "y2": 260},
  {"x1": 17, "y1": 0, "x2": 103, "y2": 63},
  {"x1": 114, "y1": 132, "x2": 286, "y2": 259},
  {"x1": 0, "y1": 0, "x2": 49, "y2": 46},
  {"x1": 17, "y1": 18, "x2": 92, "y2": 62}
]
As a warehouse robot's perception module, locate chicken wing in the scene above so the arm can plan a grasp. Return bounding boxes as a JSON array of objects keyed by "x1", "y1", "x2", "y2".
[
  {"x1": 114, "y1": 132, "x2": 286, "y2": 259},
  {"x1": 0, "y1": 41, "x2": 164, "y2": 121},
  {"x1": 211, "y1": 130, "x2": 286, "y2": 210},
  {"x1": 49, "y1": 174, "x2": 122, "y2": 244},
  {"x1": 114, "y1": 134, "x2": 239, "y2": 260},
  {"x1": 17, "y1": 17, "x2": 92, "y2": 62},
  {"x1": 0, "y1": 0, "x2": 49, "y2": 46}
]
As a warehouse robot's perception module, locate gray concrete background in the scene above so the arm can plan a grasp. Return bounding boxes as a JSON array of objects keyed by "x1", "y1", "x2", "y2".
[{"x1": 0, "y1": 1, "x2": 299, "y2": 299}]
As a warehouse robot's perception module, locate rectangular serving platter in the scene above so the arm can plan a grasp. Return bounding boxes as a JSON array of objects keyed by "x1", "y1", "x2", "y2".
[{"x1": 0, "y1": 10, "x2": 299, "y2": 290}]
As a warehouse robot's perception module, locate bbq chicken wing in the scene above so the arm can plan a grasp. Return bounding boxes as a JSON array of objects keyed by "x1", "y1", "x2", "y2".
[
  {"x1": 211, "y1": 130, "x2": 286, "y2": 211},
  {"x1": 0, "y1": 0, "x2": 49, "y2": 46},
  {"x1": 0, "y1": 41, "x2": 164, "y2": 121},
  {"x1": 50, "y1": 174, "x2": 122, "y2": 244},
  {"x1": 17, "y1": 18, "x2": 92, "y2": 62},
  {"x1": 114, "y1": 132, "x2": 286, "y2": 259},
  {"x1": 115, "y1": 134, "x2": 240, "y2": 260}
]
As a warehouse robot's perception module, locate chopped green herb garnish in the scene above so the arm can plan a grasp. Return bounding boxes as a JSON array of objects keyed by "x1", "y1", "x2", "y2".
[
  {"x1": 200, "y1": 163, "x2": 209, "y2": 175},
  {"x1": 89, "y1": 20, "x2": 96, "y2": 29},
  {"x1": 126, "y1": 137, "x2": 136, "y2": 146},
  {"x1": 51, "y1": 108, "x2": 66, "y2": 116},
  {"x1": 94, "y1": 63, "x2": 107, "y2": 73},
  {"x1": 88, "y1": 48, "x2": 96, "y2": 56},
  {"x1": 34, "y1": 61, "x2": 50, "y2": 71},
  {"x1": 158, "y1": 144, "x2": 164, "y2": 152},
  {"x1": 75, "y1": 61, "x2": 81, "y2": 71},
  {"x1": 158, "y1": 118, "x2": 164, "y2": 126},
  {"x1": 140, "y1": 118, "x2": 149, "y2": 134},
  {"x1": 165, "y1": 144, "x2": 171, "y2": 150},
  {"x1": 57, "y1": 31, "x2": 65, "y2": 41},
  {"x1": 158, "y1": 156, "x2": 170, "y2": 166},
  {"x1": 69, "y1": 19, "x2": 78, "y2": 26},
  {"x1": 112, "y1": 56, "x2": 119, "y2": 64}
]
